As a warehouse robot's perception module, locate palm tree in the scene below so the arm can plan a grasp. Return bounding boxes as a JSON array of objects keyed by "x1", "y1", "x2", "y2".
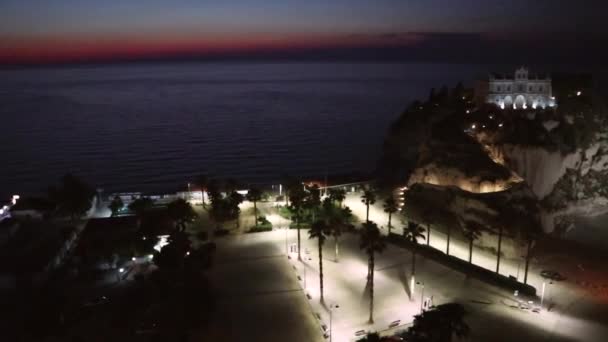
[
  {"x1": 246, "y1": 187, "x2": 263, "y2": 227},
  {"x1": 403, "y1": 303, "x2": 470, "y2": 342},
  {"x1": 496, "y1": 225, "x2": 504, "y2": 274},
  {"x1": 446, "y1": 224, "x2": 452, "y2": 256},
  {"x1": 309, "y1": 220, "x2": 330, "y2": 302},
  {"x1": 383, "y1": 197, "x2": 398, "y2": 234},
  {"x1": 330, "y1": 206, "x2": 353, "y2": 262},
  {"x1": 328, "y1": 188, "x2": 346, "y2": 208},
  {"x1": 462, "y1": 222, "x2": 482, "y2": 264},
  {"x1": 305, "y1": 184, "x2": 321, "y2": 222},
  {"x1": 288, "y1": 183, "x2": 307, "y2": 261},
  {"x1": 359, "y1": 221, "x2": 386, "y2": 323},
  {"x1": 167, "y1": 198, "x2": 198, "y2": 232},
  {"x1": 108, "y1": 196, "x2": 124, "y2": 217},
  {"x1": 403, "y1": 222, "x2": 426, "y2": 284},
  {"x1": 361, "y1": 188, "x2": 376, "y2": 222},
  {"x1": 228, "y1": 190, "x2": 244, "y2": 228},
  {"x1": 522, "y1": 228, "x2": 539, "y2": 285},
  {"x1": 196, "y1": 175, "x2": 209, "y2": 207}
]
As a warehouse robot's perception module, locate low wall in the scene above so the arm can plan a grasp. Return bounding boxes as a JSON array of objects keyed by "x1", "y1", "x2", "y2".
[{"x1": 388, "y1": 233, "x2": 537, "y2": 296}]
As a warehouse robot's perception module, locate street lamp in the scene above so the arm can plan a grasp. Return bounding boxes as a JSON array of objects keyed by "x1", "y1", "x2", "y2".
[
  {"x1": 416, "y1": 281, "x2": 425, "y2": 313},
  {"x1": 329, "y1": 303, "x2": 339, "y2": 342}
]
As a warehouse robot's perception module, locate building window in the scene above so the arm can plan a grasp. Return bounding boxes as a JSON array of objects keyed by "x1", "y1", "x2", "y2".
[{"x1": 507, "y1": 86, "x2": 511, "y2": 92}]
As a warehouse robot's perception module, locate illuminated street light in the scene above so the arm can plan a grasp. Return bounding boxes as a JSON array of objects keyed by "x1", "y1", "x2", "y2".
[
  {"x1": 119, "y1": 268, "x2": 125, "y2": 273},
  {"x1": 131, "y1": 257, "x2": 136, "y2": 261}
]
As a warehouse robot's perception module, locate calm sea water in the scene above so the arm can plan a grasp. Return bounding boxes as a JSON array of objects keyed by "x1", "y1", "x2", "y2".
[{"x1": 0, "y1": 62, "x2": 488, "y2": 199}]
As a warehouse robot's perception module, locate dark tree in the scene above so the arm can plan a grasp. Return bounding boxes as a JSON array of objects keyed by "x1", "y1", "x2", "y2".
[
  {"x1": 246, "y1": 187, "x2": 263, "y2": 227},
  {"x1": 128, "y1": 197, "x2": 154, "y2": 227},
  {"x1": 305, "y1": 184, "x2": 321, "y2": 222},
  {"x1": 288, "y1": 181, "x2": 307, "y2": 260},
  {"x1": 108, "y1": 195, "x2": 124, "y2": 217},
  {"x1": 48, "y1": 173, "x2": 95, "y2": 221},
  {"x1": 403, "y1": 303, "x2": 470, "y2": 342},
  {"x1": 359, "y1": 221, "x2": 386, "y2": 323},
  {"x1": 462, "y1": 221, "x2": 482, "y2": 264},
  {"x1": 308, "y1": 220, "x2": 330, "y2": 302},
  {"x1": 383, "y1": 196, "x2": 398, "y2": 234},
  {"x1": 361, "y1": 187, "x2": 377, "y2": 222},
  {"x1": 196, "y1": 174, "x2": 209, "y2": 207},
  {"x1": 167, "y1": 198, "x2": 197, "y2": 232},
  {"x1": 328, "y1": 188, "x2": 346, "y2": 207},
  {"x1": 403, "y1": 221, "x2": 426, "y2": 281}
]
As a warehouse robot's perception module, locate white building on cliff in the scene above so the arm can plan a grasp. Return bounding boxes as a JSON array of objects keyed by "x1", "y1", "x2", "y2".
[{"x1": 475, "y1": 67, "x2": 556, "y2": 110}]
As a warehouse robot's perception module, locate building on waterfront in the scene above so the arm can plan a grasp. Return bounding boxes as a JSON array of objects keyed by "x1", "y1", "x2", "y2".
[{"x1": 475, "y1": 67, "x2": 556, "y2": 110}]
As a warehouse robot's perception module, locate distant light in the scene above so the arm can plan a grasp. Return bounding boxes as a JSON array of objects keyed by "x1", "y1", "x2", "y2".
[
  {"x1": 500, "y1": 103, "x2": 505, "y2": 110},
  {"x1": 132, "y1": 257, "x2": 136, "y2": 261},
  {"x1": 462, "y1": 96, "x2": 466, "y2": 100},
  {"x1": 148, "y1": 254, "x2": 154, "y2": 260},
  {"x1": 142, "y1": 236, "x2": 146, "y2": 240},
  {"x1": 466, "y1": 110, "x2": 470, "y2": 114},
  {"x1": 471, "y1": 124, "x2": 476, "y2": 129},
  {"x1": 488, "y1": 114, "x2": 494, "y2": 119},
  {"x1": 498, "y1": 123, "x2": 504, "y2": 128},
  {"x1": 576, "y1": 91, "x2": 582, "y2": 96},
  {"x1": 186, "y1": 251, "x2": 190, "y2": 256},
  {"x1": 119, "y1": 268, "x2": 125, "y2": 273},
  {"x1": 482, "y1": 124, "x2": 486, "y2": 128},
  {"x1": 11, "y1": 195, "x2": 19, "y2": 205}
]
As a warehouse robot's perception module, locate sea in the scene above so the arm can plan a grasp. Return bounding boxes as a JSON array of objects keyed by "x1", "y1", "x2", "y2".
[{"x1": 0, "y1": 62, "x2": 566, "y2": 199}]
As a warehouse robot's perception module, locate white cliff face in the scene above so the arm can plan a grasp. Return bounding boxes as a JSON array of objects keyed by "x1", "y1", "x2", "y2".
[
  {"x1": 407, "y1": 163, "x2": 519, "y2": 193},
  {"x1": 490, "y1": 144, "x2": 582, "y2": 199},
  {"x1": 493, "y1": 141, "x2": 608, "y2": 233}
]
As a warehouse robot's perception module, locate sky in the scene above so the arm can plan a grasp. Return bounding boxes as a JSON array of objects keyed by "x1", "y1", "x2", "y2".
[{"x1": 1, "y1": 0, "x2": 607, "y2": 64}]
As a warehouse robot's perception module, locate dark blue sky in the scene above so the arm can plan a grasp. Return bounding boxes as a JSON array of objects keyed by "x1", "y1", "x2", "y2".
[{"x1": 1, "y1": 0, "x2": 606, "y2": 64}]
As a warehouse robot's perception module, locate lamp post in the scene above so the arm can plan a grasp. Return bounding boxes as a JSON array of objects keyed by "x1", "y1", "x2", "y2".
[
  {"x1": 329, "y1": 303, "x2": 339, "y2": 342},
  {"x1": 187, "y1": 183, "x2": 191, "y2": 202},
  {"x1": 416, "y1": 281, "x2": 425, "y2": 313}
]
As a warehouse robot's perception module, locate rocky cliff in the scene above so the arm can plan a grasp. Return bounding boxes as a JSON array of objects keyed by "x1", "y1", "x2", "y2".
[{"x1": 378, "y1": 75, "x2": 607, "y2": 246}]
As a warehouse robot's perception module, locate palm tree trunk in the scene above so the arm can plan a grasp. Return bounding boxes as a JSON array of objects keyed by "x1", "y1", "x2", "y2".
[
  {"x1": 496, "y1": 226, "x2": 503, "y2": 274},
  {"x1": 366, "y1": 204, "x2": 370, "y2": 222},
  {"x1": 468, "y1": 238, "x2": 473, "y2": 263},
  {"x1": 202, "y1": 190, "x2": 206, "y2": 207},
  {"x1": 427, "y1": 223, "x2": 431, "y2": 246},
  {"x1": 319, "y1": 239, "x2": 324, "y2": 302},
  {"x1": 297, "y1": 216, "x2": 301, "y2": 261},
  {"x1": 446, "y1": 226, "x2": 451, "y2": 255},
  {"x1": 334, "y1": 236, "x2": 339, "y2": 262},
  {"x1": 388, "y1": 213, "x2": 392, "y2": 233},
  {"x1": 253, "y1": 201, "x2": 258, "y2": 227},
  {"x1": 412, "y1": 248, "x2": 416, "y2": 276},
  {"x1": 523, "y1": 238, "x2": 533, "y2": 284},
  {"x1": 369, "y1": 253, "x2": 375, "y2": 324}
]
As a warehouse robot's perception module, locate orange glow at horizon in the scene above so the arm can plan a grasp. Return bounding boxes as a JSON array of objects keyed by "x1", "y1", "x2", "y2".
[{"x1": 0, "y1": 33, "x2": 425, "y2": 64}]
